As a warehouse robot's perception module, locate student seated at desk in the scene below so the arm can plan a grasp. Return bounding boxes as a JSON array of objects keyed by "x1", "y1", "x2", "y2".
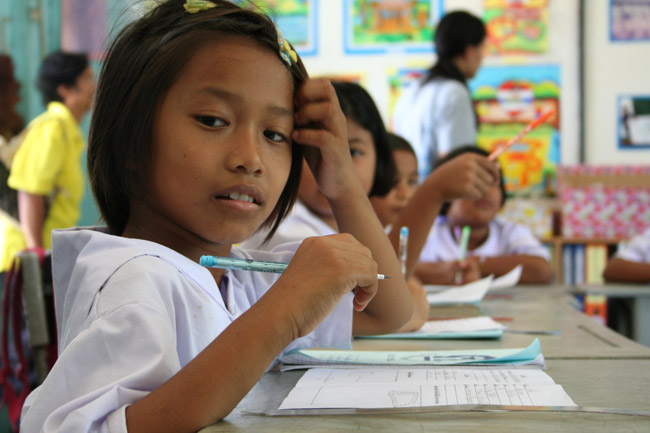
[
  {"x1": 414, "y1": 146, "x2": 553, "y2": 285},
  {"x1": 20, "y1": 2, "x2": 414, "y2": 432},
  {"x1": 604, "y1": 227, "x2": 650, "y2": 283}
]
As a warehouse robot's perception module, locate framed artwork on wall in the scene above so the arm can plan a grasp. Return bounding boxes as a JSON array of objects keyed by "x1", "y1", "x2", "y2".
[
  {"x1": 343, "y1": 0, "x2": 443, "y2": 54},
  {"x1": 618, "y1": 95, "x2": 650, "y2": 148},
  {"x1": 483, "y1": 0, "x2": 549, "y2": 55},
  {"x1": 610, "y1": 0, "x2": 650, "y2": 42}
]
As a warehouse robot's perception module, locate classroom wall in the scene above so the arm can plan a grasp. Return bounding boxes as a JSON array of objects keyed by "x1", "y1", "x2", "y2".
[
  {"x1": 302, "y1": 0, "x2": 581, "y2": 165},
  {"x1": 584, "y1": 1, "x2": 650, "y2": 164}
]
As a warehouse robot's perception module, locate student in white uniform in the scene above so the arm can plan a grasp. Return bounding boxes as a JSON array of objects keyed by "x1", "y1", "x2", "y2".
[
  {"x1": 604, "y1": 227, "x2": 650, "y2": 283},
  {"x1": 414, "y1": 146, "x2": 552, "y2": 285},
  {"x1": 20, "y1": 2, "x2": 413, "y2": 432},
  {"x1": 393, "y1": 11, "x2": 486, "y2": 178}
]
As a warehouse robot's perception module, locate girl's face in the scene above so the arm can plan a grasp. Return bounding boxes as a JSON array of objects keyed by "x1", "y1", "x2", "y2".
[
  {"x1": 298, "y1": 118, "x2": 376, "y2": 219},
  {"x1": 142, "y1": 37, "x2": 294, "y2": 247},
  {"x1": 446, "y1": 182, "x2": 502, "y2": 228},
  {"x1": 370, "y1": 149, "x2": 418, "y2": 227}
]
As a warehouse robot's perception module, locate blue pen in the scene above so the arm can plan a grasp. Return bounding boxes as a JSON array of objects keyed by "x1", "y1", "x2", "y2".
[
  {"x1": 399, "y1": 226, "x2": 409, "y2": 276},
  {"x1": 200, "y1": 255, "x2": 391, "y2": 279}
]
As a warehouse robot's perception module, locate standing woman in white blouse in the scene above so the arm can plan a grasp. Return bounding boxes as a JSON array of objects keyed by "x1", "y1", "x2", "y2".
[{"x1": 393, "y1": 11, "x2": 486, "y2": 178}]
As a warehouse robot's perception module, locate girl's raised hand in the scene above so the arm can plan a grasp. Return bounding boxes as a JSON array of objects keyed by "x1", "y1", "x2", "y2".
[
  {"x1": 292, "y1": 78, "x2": 361, "y2": 200},
  {"x1": 428, "y1": 153, "x2": 500, "y2": 201}
]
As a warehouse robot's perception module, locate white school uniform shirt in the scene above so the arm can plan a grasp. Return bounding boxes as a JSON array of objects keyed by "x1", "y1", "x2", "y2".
[
  {"x1": 419, "y1": 216, "x2": 551, "y2": 263},
  {"x1": 240, "y1": 200, "x2": 336, "y2": 251},
  {"x1": 21, "y1": 227, "x2": 352, "y2": 433},
  {"x1": 615, "y1": 227, "x2": 650, "y2": 263},
  {"x1": 393, "y1": 78, "x2": 476, "y2": 178}
]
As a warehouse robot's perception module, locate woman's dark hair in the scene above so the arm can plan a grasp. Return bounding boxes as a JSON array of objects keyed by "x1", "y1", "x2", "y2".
[
  {"x1": 89, "y1": 0, "x2": 308, "y2": 236},
  {"x1": 434, "y1": 145, "x2": 506, "y2": 215},
  {"x1": 36, "y1": 51, "x2": 89, "y2": 105},
  {"x1": 331, "y1": 81, "x2": 395, "y2": 197},
  {"x1": 387, "y1": 132, "x2": 416, "y2": 157},
  {"x1": 424, "y1": 11, "x2": 486, "y2": 86}
]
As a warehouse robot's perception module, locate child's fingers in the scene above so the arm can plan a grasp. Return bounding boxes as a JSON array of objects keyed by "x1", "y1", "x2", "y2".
[
  {"x1": 295, "y1": 78, "x2": 337, "y2": 106},
  {"x1": 352, "y1": 284, "x2": 376, "y2": 311},
  {"x1": 292, "y1": 127, "x2": 336, "y2": 149}
]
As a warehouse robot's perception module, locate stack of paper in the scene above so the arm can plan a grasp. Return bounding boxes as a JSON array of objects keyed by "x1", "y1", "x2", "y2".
[
  {"x1": 359, "y1": 317, "x2": 506, "y2": 340},
  {"x1": 281, "y1": 339, "x2": 544, "y2": 371},
  {"x1": 278, "y1": 365, "x2": 576, "y2": 410}
]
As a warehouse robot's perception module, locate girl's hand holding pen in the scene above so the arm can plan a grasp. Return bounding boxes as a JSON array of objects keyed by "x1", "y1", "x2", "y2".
[{"x1": 274, "y1": 234, "x2": 379, "y2": 338}]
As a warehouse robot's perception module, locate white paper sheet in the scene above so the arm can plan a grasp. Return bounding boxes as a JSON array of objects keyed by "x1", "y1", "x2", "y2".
[
  {"x1": 417, "y1": 317, "x2": 507, "y2": 334},
  {"x1": 279, "y1": 367, "x2": 576, "y2": 410},
  {"x1": 489, "y1": 265, "x2": 523, "y2": 290},
  {"x1": 426, "y1": 276, "x2": 493, "y2": 305}
]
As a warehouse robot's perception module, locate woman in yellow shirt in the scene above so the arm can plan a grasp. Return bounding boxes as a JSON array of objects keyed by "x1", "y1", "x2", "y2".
[{"x1": 0, "y1": 51, "x2": 95, "y2": 271}]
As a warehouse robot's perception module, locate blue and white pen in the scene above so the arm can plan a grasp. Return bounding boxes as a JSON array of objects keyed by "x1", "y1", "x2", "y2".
[
  {"x1": 398, "y1": 226, "x2": 409, "y2": 276},
  {"x1": 200, "y1": 255, "x2": 391, "y2": 279}
]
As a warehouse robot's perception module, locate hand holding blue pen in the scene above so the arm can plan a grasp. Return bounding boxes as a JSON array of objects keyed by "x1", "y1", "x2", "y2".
[{"x1": 200, "y1": 255, "x2": 391, "y2": 280}]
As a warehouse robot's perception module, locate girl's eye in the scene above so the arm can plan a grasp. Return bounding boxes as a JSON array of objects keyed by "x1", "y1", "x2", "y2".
[
  {"x1": 350, "y1": 148, "x2": 363, "y2": 158},
  {"x1": 408, "y1": 177, "x2": 419, "y2": 186},
  {"x1": 196, "y1": 116, "x2": 227, "y2": 128},
  {"x1": 263, "y1": 130, "x2": 287, "y2": 143}
]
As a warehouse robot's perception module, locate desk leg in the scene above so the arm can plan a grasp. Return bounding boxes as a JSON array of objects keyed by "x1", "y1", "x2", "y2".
[{"x1": 634, "y1": 298, "x2": 650, "y2": 347}]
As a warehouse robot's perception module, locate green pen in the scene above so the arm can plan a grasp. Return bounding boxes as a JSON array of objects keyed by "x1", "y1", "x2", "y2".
[{"x1": 455, "y1": 225, "x2": 471, "y2": 284}]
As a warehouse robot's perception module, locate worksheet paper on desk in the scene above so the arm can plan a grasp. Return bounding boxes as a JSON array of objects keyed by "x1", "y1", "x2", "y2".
[
  {"x1": 280, "y1": 339, "x2": 544, "y2": 370},
  {"x1": 426, "y1": 276, "x2": 493, "y2": 305},
  {"x1": 357, "y1": 317, "x2": 506, "y2": 340},
  {"x1": 424, "y1": 265, "x2": 522, "y2": 299},
  {"x1": 278, "y1": 366, "x2": 576, "y2": 410}
]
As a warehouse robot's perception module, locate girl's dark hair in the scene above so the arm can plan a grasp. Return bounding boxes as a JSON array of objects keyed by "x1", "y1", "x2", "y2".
[
  {"x1": 434, "y1": 145, "x2": 506, "y2": 215},
  {"x1": 387, "y1": 132, "x2": 415, "y2": 156},
  {"x1": 37, "y1": 51, "x2": 89, "y2": 105},
  {"x1": 331, "y1": 81, "x2": 395, "y2": 197},
  {"x1": 89, "y1": 0, "x2": 308, "y2": 236},
  {"x1": 424, "y1": 11, "x2": 486, "y2": 86}
]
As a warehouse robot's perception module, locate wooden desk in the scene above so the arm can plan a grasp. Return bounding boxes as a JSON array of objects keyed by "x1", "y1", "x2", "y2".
[
  {"x1": 572, "y1": 283, "x2": 650, "y2": 347},
  {"x1": 201, "y1": 360, "x2": 650, "y2": 432},
  {"x1": 200, "y1": 285, "x2": 650, "y2": 432},
  {"x1": 354, "y1": 286, "x2": 650, "y2": 359}
]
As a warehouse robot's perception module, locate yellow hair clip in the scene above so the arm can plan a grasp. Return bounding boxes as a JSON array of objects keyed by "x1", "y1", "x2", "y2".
[
  {"x1": 184, "y1": 0, "x2": 217, "y2": 13},
  {"x1": 277, "y1": 31, "x2": 298, "y2": 67}
]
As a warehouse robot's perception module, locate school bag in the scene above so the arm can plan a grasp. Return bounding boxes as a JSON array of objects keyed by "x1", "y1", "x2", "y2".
[{"x1": 0, "y1": 248, "x2": 56, "y2": 432}]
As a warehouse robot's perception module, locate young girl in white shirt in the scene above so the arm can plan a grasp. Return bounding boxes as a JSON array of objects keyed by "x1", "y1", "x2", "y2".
[
  {"x1": 20, "y1": 2, "x2": 413, "y2": 432},
  {"x1": 413, "y1": 146, "x2": 553, "y2": 285}
]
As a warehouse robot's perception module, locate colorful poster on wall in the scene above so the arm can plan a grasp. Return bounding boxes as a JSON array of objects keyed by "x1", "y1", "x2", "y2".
[
  {"x1": 610, "y1": 0, "x2": 650, "y2": 41},
  {"x1": 483, "y1": 0, "x2": 549, "y2": 55},
  {"x1": 618, "y1": 95, "x2": 650, "y2": 148},
  {"x1": 386, "y1": 64, "x2": 427, "y2": 128},
  {"x1": 247, "y1": 0, "x2": 318, "y2": 55},
  {"x1": 344, "y1": 0, "x2": 443, "y2": 54},
  {"x1": 469, "y1": 65, "x2": 560, "y2": 194}
]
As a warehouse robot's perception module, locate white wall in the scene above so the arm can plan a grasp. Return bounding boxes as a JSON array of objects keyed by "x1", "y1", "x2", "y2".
[
  {"x1": 585, "y1": 1, "x2": 650, "y2": 164},
  {"x1": 302, "y1": 0, "x2": 581, "y2": 164}
]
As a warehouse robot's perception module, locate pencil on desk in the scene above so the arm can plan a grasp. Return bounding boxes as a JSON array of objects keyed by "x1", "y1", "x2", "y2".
[{"x1": 488, "y1": 110, "x2": 554, "y2": 161}]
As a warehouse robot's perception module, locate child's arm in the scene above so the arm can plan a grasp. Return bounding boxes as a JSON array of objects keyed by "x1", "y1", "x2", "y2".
[
  {"x1": 293, "y1": 78, "x2": 412, "y2": 335},
  {"x1": 479, "y1": 255, "x2": 552, "y2": 284},
  {"x1": 388, "y1": 154, "x2": 499, "y2": 279},
  {"x1": 126, "y1": 234, "x2": 379, "y2": 432},
  {"x1": 604, "y1": 258, "x2": 650, "y2": 283},
  {"x1": 395, "y1": 277, "x2": 429, "y2": 332}
]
